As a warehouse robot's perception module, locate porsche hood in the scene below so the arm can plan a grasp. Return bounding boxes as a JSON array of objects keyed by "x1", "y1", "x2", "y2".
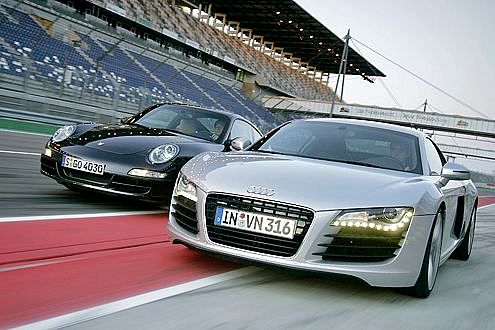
[
  {"x1": 182, "y1": 151, "x2": 436, "y2": 213},
  {"x1": 66, "y1": 124, "x2": 212, "y2": 155}
]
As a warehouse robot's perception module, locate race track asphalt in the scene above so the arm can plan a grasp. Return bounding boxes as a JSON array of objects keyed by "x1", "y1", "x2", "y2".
[{"x1": 1, "y1": 129, "x2": 494, "y2": 330}]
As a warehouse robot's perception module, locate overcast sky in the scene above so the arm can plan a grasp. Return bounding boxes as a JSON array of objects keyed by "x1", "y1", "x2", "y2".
[{"x1": 295, "y1": 0, "x2": 494, "y2": 120}]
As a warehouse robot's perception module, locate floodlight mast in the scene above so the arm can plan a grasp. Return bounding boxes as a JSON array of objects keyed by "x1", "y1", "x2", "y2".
[{"x1": 330, "y1": 29, "x2": 350, "y2": 117}]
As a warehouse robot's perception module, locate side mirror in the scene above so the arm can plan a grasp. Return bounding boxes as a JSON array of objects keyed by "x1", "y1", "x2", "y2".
[
  {"x1": 230, "y1": 137, "x2": 251, "y2": 151},
  {"x1": 441, "y1": 162, "x2": 470, "y2": 181}
]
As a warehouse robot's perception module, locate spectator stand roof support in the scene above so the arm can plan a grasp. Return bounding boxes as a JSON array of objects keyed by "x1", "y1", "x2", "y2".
[
  {"x1": 50, "y1": 0, "x2": 383, "y2": 100},
  {"x1": 183, "y1": 0, "x2": 385, "y2": 79}
]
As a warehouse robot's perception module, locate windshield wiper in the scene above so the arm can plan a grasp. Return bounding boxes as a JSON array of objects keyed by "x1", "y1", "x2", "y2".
[
  {"x1": 128, "y1": 122, "x2": 148, "y2": 129},
  {"x1": 255, "y1": 149, "x2": 287, "y2": 155},
  {"x1": 328, "y1": 159, "x2": 387, "y2": 170},
  {"x1": 130, "y1": 124, "x2": 181, "y2": 135},
  {"x1": 159, "y1": 128, "x2": 181, "y2": 134}
]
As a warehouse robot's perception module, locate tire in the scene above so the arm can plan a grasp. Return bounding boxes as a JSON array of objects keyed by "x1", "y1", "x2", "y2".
[
  {"x1": 404, "y1": 210, "x2": 443, "y2": 298},
  {"x1": 452, "y1": 206, "x2": 476, "y2": 261}
]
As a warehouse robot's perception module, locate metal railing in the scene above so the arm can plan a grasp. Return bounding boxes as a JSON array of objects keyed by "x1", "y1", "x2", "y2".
[{"x1": 0, "y1": 50, "x2": 163, "y2": 124}]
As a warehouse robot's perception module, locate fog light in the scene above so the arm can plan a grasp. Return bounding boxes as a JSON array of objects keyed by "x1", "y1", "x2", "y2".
[
  {"x1": 44, "y1": 148, "x2": 52, "y2": 157},
  {"x1": 128, "y1": 168, "x2": 167, "y2": 179}
]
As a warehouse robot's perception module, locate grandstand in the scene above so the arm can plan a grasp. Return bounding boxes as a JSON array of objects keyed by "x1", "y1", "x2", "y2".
[{"x1": 0, "y1": 0, "x2": 382, "y2": 131}]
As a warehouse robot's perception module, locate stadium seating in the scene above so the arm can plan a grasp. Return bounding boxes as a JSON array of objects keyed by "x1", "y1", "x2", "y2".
[
  {"x1": 129, "y1": 50, "x2": 214, "y2": 107},
  {"x1": 0, "y1": 4, "x2": 283, "y2": 128},
  {"x1": 0, "y1": 5, "x2": 121, "y2": 98},
  {"x1": 102, "y1": 0, "x2": 333, "y2": 101}
]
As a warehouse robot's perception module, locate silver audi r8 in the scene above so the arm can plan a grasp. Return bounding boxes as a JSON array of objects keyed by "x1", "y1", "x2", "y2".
[{"x1": 167, "y1": 118, "x2": 478, "y2": 297}]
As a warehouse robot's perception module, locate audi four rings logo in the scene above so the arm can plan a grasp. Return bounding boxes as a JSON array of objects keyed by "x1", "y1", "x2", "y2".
[{"x1": 247, "y1": 186, "x2": 275, "y2": 196}]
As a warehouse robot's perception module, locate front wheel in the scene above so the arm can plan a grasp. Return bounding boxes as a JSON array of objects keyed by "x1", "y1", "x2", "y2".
[
  {"x1": 404, "y1": 210, "x2": 443, "y2": 298},
  {"x1": 452, "y1": 206, "x2": 476, "y2": 260}
]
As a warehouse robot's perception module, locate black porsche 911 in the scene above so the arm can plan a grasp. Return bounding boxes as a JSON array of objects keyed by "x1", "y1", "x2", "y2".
[{"x1": 40, "y1": 103, "x2": 262, "y2": 201}]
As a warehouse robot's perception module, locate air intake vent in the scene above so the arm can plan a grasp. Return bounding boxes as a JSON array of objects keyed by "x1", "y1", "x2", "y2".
[
  {"x1": 172, "y1": 195, "x2": 198, "y2": 234},
  {"x1": 313, "y1": 228, "x2": 405, "y2": 262}
]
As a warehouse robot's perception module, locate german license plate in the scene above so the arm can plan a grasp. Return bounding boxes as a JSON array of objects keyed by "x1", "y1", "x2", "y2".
[
  {"x1": 61, "y1": 155, "x2": 106, "y2": 175},
  {"x1": 214, "y1": 207, "x2": 296, "y2": 239}
]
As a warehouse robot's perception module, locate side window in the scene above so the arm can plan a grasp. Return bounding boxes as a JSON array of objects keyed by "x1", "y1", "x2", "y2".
[
  {"x1": 230, "y1": 120, "x2": 258, "y2": 143},
  {"x1": 424, "y1": 139, "x2": 445, "y2": 175}
]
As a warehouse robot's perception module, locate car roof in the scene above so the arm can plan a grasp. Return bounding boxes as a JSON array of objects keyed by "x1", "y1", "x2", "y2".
[{"x1": 157, "y1": 102, "x2": 245, "y2": 121}]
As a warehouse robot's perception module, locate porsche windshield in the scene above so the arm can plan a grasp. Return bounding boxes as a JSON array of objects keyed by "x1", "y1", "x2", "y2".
[
  {"x1": 253, "y1": 121, "x2": 422, "y2": 174},
  {"x1": 128, "y1": 105, "x2": 230, "y2": 143}
]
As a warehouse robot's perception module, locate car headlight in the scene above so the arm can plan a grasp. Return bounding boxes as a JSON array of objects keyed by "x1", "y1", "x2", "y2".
[
  {"x1": 330, "y1": 207, "x2": 414, "y2": 232},
  {"x1": 175, "y1": 173, "x2": 197, "y2": 202},
  {"x1": 148, "y1": 144, "x2": 179, "y2": 164},
  {"x1": 52, "y1": 125, "x2": 76, "y2": 142}
]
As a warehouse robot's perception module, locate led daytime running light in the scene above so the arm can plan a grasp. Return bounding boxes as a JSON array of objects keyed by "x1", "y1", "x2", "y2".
[{"x1": 330, "y1": 207, "x2": 414, "y2": 232}]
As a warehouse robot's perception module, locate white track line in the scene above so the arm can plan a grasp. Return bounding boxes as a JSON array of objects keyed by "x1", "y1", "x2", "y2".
[
  {"x1": 478, "y1": 203, "x2": 495, "y2": 211},
  {"x1": 0, "y1": 128, "x2": 51, "y2": 137},
  {"x1": 2, "y1": 204, "x2": 489, "y2": 223},
  {"x1": 0, "y1": 210, "x2": 166, "y2": 223},
  {"x1": 15, "y1": 266, "x2": 260, "y2": 330},
  {"x1": 0, "y1": 259, "x2": 77, "y2": 273},
  {"x1": 0, "y1": 149, "x2": 40, "y2": 156}
]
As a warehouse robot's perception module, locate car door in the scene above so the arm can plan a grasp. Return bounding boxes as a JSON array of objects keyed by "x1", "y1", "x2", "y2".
[{"x1": 425, "y1": 138, "x2": 466, "y2": 253}]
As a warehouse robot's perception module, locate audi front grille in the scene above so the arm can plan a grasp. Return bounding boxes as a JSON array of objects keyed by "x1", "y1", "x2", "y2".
[{"x1": 205, "y1": 193, "x2": 314, "y2": 257}]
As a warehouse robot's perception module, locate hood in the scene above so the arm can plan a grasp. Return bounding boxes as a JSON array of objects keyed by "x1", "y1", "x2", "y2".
[
  {"x1": 183, "y1": 151, "x2": 435, "y2": 212},
  {"x1": 67, "y1": 124, "x2": 213, "y2": 155}
]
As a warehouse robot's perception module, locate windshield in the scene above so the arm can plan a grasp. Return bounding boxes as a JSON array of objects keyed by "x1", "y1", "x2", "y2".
[
  {"x1": 252, "y1": 121, "x2": 422, "y2": 174},
  {"x1": 128, "y1": 105, "x2": 230, "y2": 143}
]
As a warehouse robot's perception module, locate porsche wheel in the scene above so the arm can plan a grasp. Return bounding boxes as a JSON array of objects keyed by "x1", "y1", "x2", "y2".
[
  {"x1": 406, "y1": 210, "x2": 443, "y2": 298},
  {"x1": 452, "y1": 206, "x2": 476, "y2": 261}
]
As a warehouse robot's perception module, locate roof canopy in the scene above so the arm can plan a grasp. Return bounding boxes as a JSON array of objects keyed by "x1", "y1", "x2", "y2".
[{"x1": 187, "y1": 0, "x2": 385, "y2": 77}]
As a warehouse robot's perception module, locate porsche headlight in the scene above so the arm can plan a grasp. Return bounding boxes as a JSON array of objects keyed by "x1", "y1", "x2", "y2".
[
  {"x1": 330, "y1": 207, "x2": 414, "y2": 232},
  {"x1": 175, "y1": 173, "x2": 197, "y2": 202},
  {"x1": 52, "y1": 125, "x2": 76, "y2": 142},
  {"x1": 148, "y1": 144, "x2": 179, "y2": 164}
]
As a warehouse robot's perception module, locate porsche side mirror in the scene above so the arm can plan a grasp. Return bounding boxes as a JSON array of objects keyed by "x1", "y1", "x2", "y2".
[
  {"x1": 441, "y1": 162, "x2": 470, "y2": 181},
  {"x1": 230, "y1": 137, "x2": 251, "y2": 151}
]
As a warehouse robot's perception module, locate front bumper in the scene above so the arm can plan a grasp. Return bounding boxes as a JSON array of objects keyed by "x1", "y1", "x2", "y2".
[
  {"x1": 168, "y1": 188, "x2": 435, "y2": 288},
  {"x1": 40, "y1": 147, "x2": 177, "y2": 200}
]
